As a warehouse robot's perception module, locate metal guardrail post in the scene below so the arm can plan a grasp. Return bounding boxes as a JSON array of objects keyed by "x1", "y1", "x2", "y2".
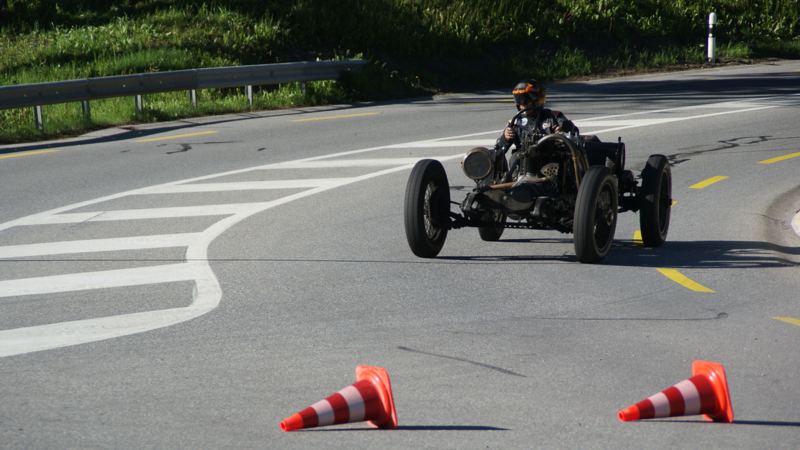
[
  {"x1": 135, "y1": 95, "x2": 144, "y2": 113},
  {"x1": 300, "y1": 82, "x2": 307, "y2": 96},
  {"x1": 81, "y1": 100, "x2": 91, "y2": 120},
  {"x1": 246, "y1": 85, "x2": 253, "y2": 106},
  {"x1": 190, "y1": 90, "x2": 197, "y2": 108},
  {"x1": 34, "y1": 105, "x2": 44, "y2": 133}
]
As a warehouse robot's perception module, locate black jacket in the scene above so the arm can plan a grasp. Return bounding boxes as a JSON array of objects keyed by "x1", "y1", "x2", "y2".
[{"x1": 496, "y1": 108, "x2": 576, "y2": 152}]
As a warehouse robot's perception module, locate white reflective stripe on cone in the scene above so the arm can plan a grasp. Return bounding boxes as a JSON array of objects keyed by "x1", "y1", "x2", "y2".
[
  {"x1": 648, "y1": 392, "x2": 672, "y2": 417},
  {"x1": 311, "y1": 399, "x2": 335, "y2": 426},
  {"x1": 675, "y1": 379, "x2": 702, "y2": 415},
  {"x1": 339, "y1": 385, "x2": 366, "y2": 422}
]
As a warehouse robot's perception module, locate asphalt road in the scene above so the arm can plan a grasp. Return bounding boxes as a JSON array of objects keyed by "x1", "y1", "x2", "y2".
[{"x1": 1, "y1": 61, "x2": 799, "y2": 449}]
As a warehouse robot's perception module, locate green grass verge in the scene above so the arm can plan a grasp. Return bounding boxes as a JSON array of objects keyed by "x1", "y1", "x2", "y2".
[{"x1": 1, "y1": 0, "x2": 798, "y2": 144}]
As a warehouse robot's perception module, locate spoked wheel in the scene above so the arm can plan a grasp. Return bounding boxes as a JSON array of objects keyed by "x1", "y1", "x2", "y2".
[
  {"x1": 404, "y1": 159, "x2": 450, "y2": 257},
  {"x1": 478, "y1": 210, "x2": 506, "y2": 241},
  {"x1": 639, "y1": 154, "x2": 671, "y2": 247},
  {"x1": 574, "y1": 166, "x2": 618, "y2": 263}
]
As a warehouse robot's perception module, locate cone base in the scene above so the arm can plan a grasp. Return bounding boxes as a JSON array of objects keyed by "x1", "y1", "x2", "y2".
[
  {"x1": 692, "y1": 360, "x2": 734, "y2": 423},
  {"x1": 356, "y1": 365, "x2": 398, "y2": 429}
]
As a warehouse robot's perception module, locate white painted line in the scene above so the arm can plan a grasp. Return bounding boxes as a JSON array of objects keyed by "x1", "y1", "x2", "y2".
[
  {"x1": 793, "y1": 211, "x2": 800, "y2": 237},
  {"x1": 0, "y1": 233, "x2": 202, "y2": 259},
  {"x1": 145, "y1": 178, "x2": 353, "y2": 194},
  {"x1": 575, "y1": 118, "x2": 684, "y2": 127},
  {"x1": 0, "y1": 263, "x2": 197, "y2": 298},
  {"x1": 264, "y1": 157, "x2": 452, "y2": 169},
  {"x1": 390, "y1": 139, "x2": 498, "y2": 148},
  {"x1": 14, "y1": 204, "x2": 266, "y2": 225},
  {"x1": 582, "y1": 105, "x2": 780, "y2": 135}
]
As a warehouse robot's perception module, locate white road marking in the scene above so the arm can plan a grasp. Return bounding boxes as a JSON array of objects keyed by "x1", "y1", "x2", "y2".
[
  {"x1": 146, "y1": 178, "x2": 354, "y2": 194},
  {"x1": 392, "y1": 139, "x2": 498, "y2": 148},
  {"x1": 0, "y1": 263, "x2": 197, "y2": 298},
  {"x1": 0, "y1": 233, "x2": 202, "y2": 258},
  {"x1": 793, "y1": 211, "x2": 800, "y2": 237},
  {"x1": 264, "y1": 158, "x2": 452, "y2": 169},
  {"x1": 0, "y1": 95, "x2": 790, "y2": 358},
  {"x1": 13, "y1": 204, "x2": 268, "y2": 225}
]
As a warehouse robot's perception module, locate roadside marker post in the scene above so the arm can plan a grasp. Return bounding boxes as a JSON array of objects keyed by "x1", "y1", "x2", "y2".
[{"x1": 708, "y1": 13, "x2": 717, "y2": 63}]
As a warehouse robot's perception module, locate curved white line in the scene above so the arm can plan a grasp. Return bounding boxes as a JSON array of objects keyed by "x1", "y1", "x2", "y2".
[
  {"x1": 0, "y1": 144, "x2": 461, "y2": 358},
  {"x1": 793, "y1": 210, "x2": 800, "y2": 237}
]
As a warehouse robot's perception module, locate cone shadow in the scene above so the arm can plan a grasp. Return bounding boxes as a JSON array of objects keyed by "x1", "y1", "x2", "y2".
[
  {"x1": 650, "y1": 419, "x2": 800, "y2": 427},
  {"x1": 295, "y1": 425, "x2": 509, "y2": 432}
]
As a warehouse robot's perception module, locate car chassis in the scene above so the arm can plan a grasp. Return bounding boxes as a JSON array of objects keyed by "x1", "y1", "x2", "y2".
[{"x1": 404, "y1": 109, "x2": 672, "y2": 263}]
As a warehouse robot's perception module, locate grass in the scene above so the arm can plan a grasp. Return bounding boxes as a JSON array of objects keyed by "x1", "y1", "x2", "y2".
[{"x1": 1, "y1": 0, "x2": 798, "y2": 144}]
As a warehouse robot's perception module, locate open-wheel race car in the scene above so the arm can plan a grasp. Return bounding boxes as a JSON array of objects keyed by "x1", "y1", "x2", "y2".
[{"x1": 403, "y1": 109, "x2": 672, "y2": 263}]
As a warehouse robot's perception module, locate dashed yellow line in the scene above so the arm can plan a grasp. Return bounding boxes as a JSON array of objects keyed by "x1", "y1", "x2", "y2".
[
  {"x1": 758, "y1": 152, "x2": 800, "y2": 164},
  {"x1": 291, "y1": 112, "x2": 380, "y2": 122},
  {"x1": 689, "y1": 175, "x2": 728, "y2": 189},
  {"x1": 0, "y1": 149, "x2": 58, "y2": 160},
  {"x1": 135, "y1": 131, "x2": 218, "y2": 142},
  {"x1": 773, "y1": 317, "x2": 800, "y2": 327},
  {"x1": 657, "y1": 268, "x2": 715, "y2": 292}
]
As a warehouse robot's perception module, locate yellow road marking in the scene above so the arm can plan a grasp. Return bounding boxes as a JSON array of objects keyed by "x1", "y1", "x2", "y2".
[
  {"x1": 291, "y1": 112, "x2": 380, "y2": 122},
  {"x1": 135, "y1": 131, "x2": 218, "y2": 142},
  {"x1": 629, "y1": 78, "x2": 715, "y2": 89},
  {"x1": 633, "y1": 230, "x2": 643, "y2": 247},
  {"x1": 689, "y1": 175, "x2": 728, "y2": 189},
  {"x1": 672, "y1": 200, "x2": 677, "y2": 206},
  {"x1": 0, "y1": 149, "x2": 58, "y2": 160},
  {"x1": 657, "y1": 268, "x2": 715, "y2": 292},
  {"x1": 773, "y1": 317, "x2": 800, "y2": 327},
  {"x1": 758, "y1": 152, "x2": 800, "y2": 164}
]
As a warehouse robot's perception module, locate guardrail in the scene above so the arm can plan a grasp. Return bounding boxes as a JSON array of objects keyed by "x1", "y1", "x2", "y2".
[{"x1": 0, "y1": 59, "x2": 367, "y2": 132}]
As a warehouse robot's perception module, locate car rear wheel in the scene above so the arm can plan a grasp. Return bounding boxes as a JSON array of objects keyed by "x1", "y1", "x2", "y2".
[
  {"x1": 404, "y1": 159, "x2": 450, "y2": 257},
  {"x1": 574, "y1": 166, "x2": 618, "y2": 263},
  {"x1": 639, "y1": 154, "x2": 671, "y2": 247}
]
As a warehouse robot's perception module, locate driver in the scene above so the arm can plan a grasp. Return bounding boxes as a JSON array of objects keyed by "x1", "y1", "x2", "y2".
[{"x1": 496, "y1": 78, "x2": 577, "y2": 153}]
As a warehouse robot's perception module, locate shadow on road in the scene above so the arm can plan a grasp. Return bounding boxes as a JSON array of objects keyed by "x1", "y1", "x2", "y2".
[
  {"x1": 296, "y1": 425, "x2": 509, "y2": 432},
  {"x1": 656, "y1": 419, "x2": 800, "y2": 427}
]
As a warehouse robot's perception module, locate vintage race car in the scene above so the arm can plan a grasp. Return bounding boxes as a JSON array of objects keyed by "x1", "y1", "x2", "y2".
[{"x1": 403, "y1": 109, "x2": 672, "y2": 263}]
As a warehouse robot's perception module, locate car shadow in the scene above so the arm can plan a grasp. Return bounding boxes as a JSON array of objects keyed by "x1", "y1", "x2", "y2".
[
  {"x1": 435, "y1": 238, "x2": 797, "y2": 268},
  {"x1": 603, "y1": 239, "x2": 798, "y2": 268}
]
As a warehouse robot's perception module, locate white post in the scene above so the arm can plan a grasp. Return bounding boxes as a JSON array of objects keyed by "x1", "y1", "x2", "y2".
[
  {"x1": 33, "y1": 105, "x2": 44, "y2": 133},
  {"x1": 135, "y1": 94, "x2": 144, "y2": 113},
  {"x1": 708, "y1": 12, "x2": 717, "y2": 63}
]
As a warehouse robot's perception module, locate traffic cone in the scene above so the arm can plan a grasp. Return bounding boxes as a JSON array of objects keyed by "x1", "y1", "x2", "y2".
[
  {"x1": 280, "y1": 365, "x2": 398, "y2": 431},
  {"x1": 618, "y1": 360, "x2": 733, "y2": 422}
]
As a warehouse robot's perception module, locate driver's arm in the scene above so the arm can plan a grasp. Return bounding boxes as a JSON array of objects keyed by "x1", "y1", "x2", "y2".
[{"x1": 496, "y1": 120, "x2": 517, "y2": 152}]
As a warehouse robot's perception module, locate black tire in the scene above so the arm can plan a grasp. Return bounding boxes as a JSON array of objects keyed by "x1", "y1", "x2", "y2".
[
  {"x1": 639, "y1": 154, "x2": 671, "y2": 248},
  {"x1": 404, "y1": 159, "x2": 450, "y2": 257},
  {"x1": 478, "y1": 210, "x2": 506, "y2": 241},
  {"x1": 574, "y1": 166, "x2": 618, "y2": 263}
]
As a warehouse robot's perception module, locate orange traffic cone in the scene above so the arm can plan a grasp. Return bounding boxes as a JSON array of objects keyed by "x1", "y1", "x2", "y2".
[
  {"x1": 280, "y1": 365, "x2": 398, "y2": 431},
  {"x1": 618, "y1": 360, "x2": 733, "y2": 422}
]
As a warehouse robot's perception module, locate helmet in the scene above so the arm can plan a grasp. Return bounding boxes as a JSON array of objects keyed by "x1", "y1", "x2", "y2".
[{"x1": 512, "y1": 79, "x2": 546, "y2": 109}]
